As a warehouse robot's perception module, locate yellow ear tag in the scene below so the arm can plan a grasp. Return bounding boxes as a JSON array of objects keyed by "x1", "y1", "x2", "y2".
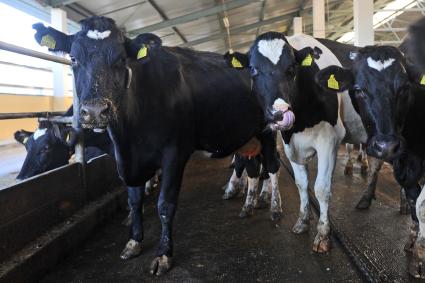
[
  {"x1": 327, "y1": 74, "x2": 339, "y2": 90},
  {"x1": 23, "y1": 137, "x2": 29, "y2": 144},
  {"x1": 41, "y1": 34, "x2": 56, "y2": 49},
  {"x1": 301, "y1": 54, "x2": 313, "y2": 66},
  {"x1": 137, "y1": 45, "x2": 148, "y2": 59},
  {"x1": 231, "y1": 56, "x2": 243, "y2": 68},
  {"x1": 420, "y1": 75, "x2": 425, "y2": 85}
]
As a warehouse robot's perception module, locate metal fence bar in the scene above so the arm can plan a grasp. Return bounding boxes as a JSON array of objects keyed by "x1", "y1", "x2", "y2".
[
  {"x1": 0, "y1": 41, "x2": 71, "y2": 65},
  {"x1": 0, "y1": 111, "x2": 66, "y2": 120}
]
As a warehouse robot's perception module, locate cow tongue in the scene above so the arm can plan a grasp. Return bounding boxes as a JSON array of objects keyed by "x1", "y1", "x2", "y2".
[{"x1": 276, "y1": 110, "x2": 295, "y2": 130}]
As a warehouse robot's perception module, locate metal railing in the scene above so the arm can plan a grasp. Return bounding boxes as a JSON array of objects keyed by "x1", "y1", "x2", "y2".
[{"x1": 0, "y1": 40, "x2": 85, "y2": 166}]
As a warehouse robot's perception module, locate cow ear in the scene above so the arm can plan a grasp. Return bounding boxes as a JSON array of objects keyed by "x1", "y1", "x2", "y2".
[
  {"x1": 223, "y1": 52, "x2": 249, "y2": 69},
  {"x1": 14, "y1": 130, "x2": 33, "y2": 145},
  {"x1": 126, "y1": 33, "x2": 162, "y2": 62},
  {"x1": 315, "y1": 65, "x2": 354, "y2": 92},
  {"x1": 55, "y1": 125, "x2": 78, "y2": 147},
  {"x1": 294, "y1": 47, "x2": 322, "y2": 67},
  {"x1": 32, "y1": 23, "x2": 73, "y2": 53}
]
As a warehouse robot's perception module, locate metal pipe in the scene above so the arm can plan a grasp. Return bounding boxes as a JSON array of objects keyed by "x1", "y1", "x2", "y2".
[
  {"x1": 0, "y1": 41, "x2": 71, "y2": 65},
  {"x1": 0, "y1": 111, "x2": 66, "y2": 120},
  {"x1": 38, "y1": 116, "x2": 73, "y2": 124}
]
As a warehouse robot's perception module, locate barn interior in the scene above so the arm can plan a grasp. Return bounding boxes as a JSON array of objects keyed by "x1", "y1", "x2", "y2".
[{"x1": 1, "y1": 0, "x2": 424, "y2": 282}]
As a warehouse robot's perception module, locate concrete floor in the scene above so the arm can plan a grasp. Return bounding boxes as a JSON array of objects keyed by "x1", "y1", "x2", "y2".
[
  {"x1": 0, "y1": 143, "x2": 24, "y2": 189},
  {"x1": 40, "y1": 154, "x2": 362, "y2": 282}
]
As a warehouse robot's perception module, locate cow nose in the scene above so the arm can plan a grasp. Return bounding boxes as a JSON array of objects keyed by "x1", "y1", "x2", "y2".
[
  {"x1": 80, "y1": 102, "x2": 111, "y2": 123},
  {"x1": 371, "y1": 137, "x2": 402, "y2": 160}
]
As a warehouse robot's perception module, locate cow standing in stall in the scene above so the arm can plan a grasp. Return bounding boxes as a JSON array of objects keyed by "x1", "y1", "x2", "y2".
[
  {"x1": 224, "y1": 32, "x2": 365, "y2": 253},
  {"x1": 315, "y1": 39, "x2": 425, "y2": 277},
  {"x1": 32, "y1": 16, "x2": 283, "y2": 275}
]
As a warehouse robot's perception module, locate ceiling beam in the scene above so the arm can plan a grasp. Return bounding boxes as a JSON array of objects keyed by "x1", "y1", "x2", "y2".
[
  {"x1": 49, "y1": 0, "x2": 80, "y2": 8},
  {"x1": 128, "y1": 0, "x2": 261, "y2": 35},
  {"x1": 215, "y1": 0, "x2": 230, "y2": 51},
  {"x1": 216, "y1": 39, "x2": 253, "y2": 53},
  {"x1": 180, "y1": 12, "x2": 295, "y2": 48},
  {"x1": 147, "y1": 0, "x2": 187, "y2": 43},
  {"x1": 255, "y1": 0, "x2": 267, "y2": 37}
]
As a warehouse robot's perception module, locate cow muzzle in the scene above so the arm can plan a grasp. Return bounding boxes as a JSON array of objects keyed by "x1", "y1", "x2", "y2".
[
  {"x1": 367, "y1": 135, "x2": 404, "y2": 161},
  {"x1": 79, "y1": 99, "x2": 112, "y2": 132}
]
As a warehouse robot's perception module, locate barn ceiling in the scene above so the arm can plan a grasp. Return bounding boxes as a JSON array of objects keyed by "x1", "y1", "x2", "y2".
[{"x1": 32, "y1": 0, "x2": 425, "y2": 52}]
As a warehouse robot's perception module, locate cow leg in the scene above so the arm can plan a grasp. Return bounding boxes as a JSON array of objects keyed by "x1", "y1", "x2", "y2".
[
  {"x1": 409, "y1": 184, "x2": 425, "y2": 279},
  {"x1": 120, "y1": 186, "x2": 144, "y2": 259},
  {"x1": 344, "y1": 143, "x2": 354, "y2": 175},
  {"x1": 257, "y1": 177, "x2": 271, "y2": 209},
  {"x1": 312, "y1": 142, "x2": 337, "y2": 253},
  {"x1": 400, "y1": 188, "x2": 411, "y2": 215},
  {"x1": 239, "y1": 157, "x2": 261, "y2": 218},
  {"x1": 291, "y1": 162, "x2": 310, "y2": 234},
  {"x1": 150, "y1": 149, "x2": 189, "y2": 276},
  {"x1": 404, "y1": 184, "x2": 421, "y2": 253},
  {"x1": 269, "y1": 171, "x2": 282, "y2": 221},
  {"x1": 259, "y1": 130, "x2": 282, "y2": 221},
  {"x1": 223, "y1": 155, "x2": 247, "y2": 199},
  {"x1": 356, "y1": 156, "x2": 383, "y2": 209},
  {"x1": 359, "y1": 144, "x2": 369, "y2": 176}
]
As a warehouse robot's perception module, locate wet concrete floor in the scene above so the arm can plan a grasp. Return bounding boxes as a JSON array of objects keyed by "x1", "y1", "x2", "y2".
[{"x1": 40, "y1": 153, "x2": 362, "y2": 282}]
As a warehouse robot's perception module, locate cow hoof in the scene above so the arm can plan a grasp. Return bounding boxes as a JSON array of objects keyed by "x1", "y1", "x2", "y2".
[
  {"x1": 120, "y1": 239, "x2": 142, "y2": 260},
  {"x1": 270, "y1": 211, "x2": 282, "y2": 222},
  {"x1": 292, "y1": 219, "x2": 309, "y2": 234},
  {"x1": 239, "y1": 206, "x2": 254, "y2": 218},
  {"x1": 149, "y1": 255, "x2": 173, "y2": 276},
  {"x1": 360, "y1": 165, "x2": 368, "y2": 176},
  {"x1": 222, "y1": 188, "x2": 239, "y2": 200},
  {"x1": 312, "y1": 234, "x2": 331, "y2": 253},
  {"x1": 355, "y1": 195, "x2": 372, "y2": 210},
  {"x1": 409, "y1": 241, "x2": 425, "y2": 279},
  {"x1": 121, "y1": 211, "x2": 132, "y2": 227},
  {"x1": 344, "y1": 166, "x2": 353, "y2": 176}
]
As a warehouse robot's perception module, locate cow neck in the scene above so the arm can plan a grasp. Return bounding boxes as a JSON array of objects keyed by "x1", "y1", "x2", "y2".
[{"x1": 280, "y1": 65, "x2": 338, "y2": 144}]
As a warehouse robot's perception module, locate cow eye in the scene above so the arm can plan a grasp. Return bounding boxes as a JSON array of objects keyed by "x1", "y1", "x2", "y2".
[
  {"x1": 250, "y1": 66, "x2": 258, "y2": 77},
  {"x1": 70, "y1": 56, "x2": 78, "y2": 67},
  {"x1": 354, "y1": 86, "x2": 366, "y2": 98}
]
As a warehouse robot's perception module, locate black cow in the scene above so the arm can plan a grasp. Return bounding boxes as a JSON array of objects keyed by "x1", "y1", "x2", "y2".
[
  {"x1": 32, "y1": 16, "x2": 281, "y2": 275},
  {"x1": 316, "y1": 43, "x2": 425, "y2": 277},
  {"x1": 14, "y1": 107, "x2": 113, "y2": 180}
]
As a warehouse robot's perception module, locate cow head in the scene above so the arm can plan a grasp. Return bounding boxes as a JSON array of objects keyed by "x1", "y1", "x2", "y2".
[
  {"x1": 316, "y1": 46, "x2": 411, "y2": 161},
  {"x1": 224, "y1": 32, "x2": 320, "y2": 131},
  {"x1": 14, "y1": 121, "x2": 75, "y2": 180},
  {"x1": 33, "y1": 16, "x2": 160, "y2": 131}
]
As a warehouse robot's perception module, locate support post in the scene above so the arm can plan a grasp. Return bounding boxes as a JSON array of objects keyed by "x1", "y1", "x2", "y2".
[
  {"x1": 313, "y1": 0, "x2": 325, "y2": 38},
  {"x1": 51, "y1": 8, "x2": 69, "y2": 111},
  {"x1": 293, "y1": 17, "x2": 303, "y2": 35},
  {"x1": 353, "y1": 0, "x2": 374, "y2": 47}
]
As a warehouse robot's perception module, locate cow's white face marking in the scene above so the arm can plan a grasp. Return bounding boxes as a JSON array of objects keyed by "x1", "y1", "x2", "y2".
[
  {"x1": 367, "y1": 57, "x2": 395, "y2": 72},
  {"x1": 87, "y1": 30, "x2": 111, "y2": 40},
  {"x1": 33, "y1": 128, "x2": 47, "y2": 140},
  {"x1": 272, "y1": 98, "x2": 290, "y2": 111},
  {"x1": 257, "y1": 38, "x2": 285, "y2": 65}
]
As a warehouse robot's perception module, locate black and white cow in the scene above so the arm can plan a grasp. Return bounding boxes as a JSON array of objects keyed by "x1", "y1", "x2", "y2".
[
  {"x1": 32, "y1": 16, "x2": 281, "y2": 275},
  {"x1": 14, "y1": 107, "x2": 113, "y2": 180},
  {"x1": 224, "y1": 32, "x2": 368, "y2": 253},
  {"x1": 315, "y1": 42, "x2": 425, "y2": 277}
]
